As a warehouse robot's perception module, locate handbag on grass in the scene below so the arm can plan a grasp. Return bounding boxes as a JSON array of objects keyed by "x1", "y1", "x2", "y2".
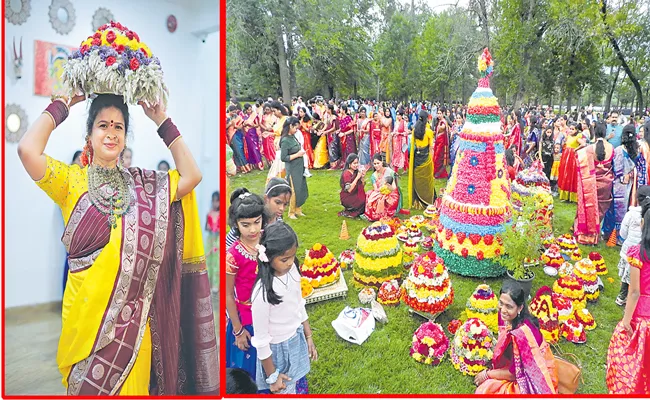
[{"x1": 552, "y1": 344, "x2": 583, "y2": 394}]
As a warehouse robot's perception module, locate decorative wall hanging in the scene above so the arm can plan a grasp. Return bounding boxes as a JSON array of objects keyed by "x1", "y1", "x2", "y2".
[
  {"x1": 5, "y1": 104, "x2": 28, "y2": 143},
  {"x1": 34, "y1": 40, "x2": 77, "y2": 97},
  {"x1": 5, "y1": 0, "x2": 31, "y2": 25},
  {"x1": 49, "y1": 0, "x2": 76, "y2": 35},
  {"x1": 13, "y1": 36, "x2": 23, "y2": 79},
  {"x1": 167, "y1": 15, "x2": 177, "y2": 33},
  {"x1": 91, "y1": 7, "x2": 114, "y2": 32}
]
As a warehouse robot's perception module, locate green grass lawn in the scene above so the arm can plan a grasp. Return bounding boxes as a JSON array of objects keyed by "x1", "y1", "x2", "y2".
[{"x1": 229, "y1": 169, "x2": 622, "y2": 394}]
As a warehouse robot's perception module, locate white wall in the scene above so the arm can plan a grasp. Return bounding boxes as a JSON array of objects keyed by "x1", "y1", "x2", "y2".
[{"x1": 4, "y1": 0, "x2": 219, "y2": 308}]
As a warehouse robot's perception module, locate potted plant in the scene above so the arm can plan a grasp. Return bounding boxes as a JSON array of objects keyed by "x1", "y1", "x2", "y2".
[{"x1": 498, "y1": 197, "x2": 545, "y2": 299}]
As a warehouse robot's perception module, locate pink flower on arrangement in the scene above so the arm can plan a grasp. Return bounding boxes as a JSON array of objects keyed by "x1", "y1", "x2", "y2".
[
  {"x1": 92, "y1": 38, "x2": 102, "y2": 47},
  {"x1": 115, "y1": 44, "x2": 126, "y2": 53},
  {"x1": 99, "y1": 24, "x2": 109, "y2": 31},
  {"x1": 106, "y1": 31, "x2": 116, "y2": 44},
  {"x1": 80, "y1": 45, "x2": 89, "y2": 55},
  {"x1": 140, "y1": 47, "x2": 148, "y2": 57},
  {"x1": 94, "y1": 32, "x2": 102, "y2": 39},
  {"x1": 130, "y1": 58, "x2": 140, "y2": 71},
  {"x1": 126, "y1": 31, "x2": 134, "y2": 40},
  {"x1": 133, "y1": 31, "x2": 140, "y2": 41},
  {"x1": 105, "y1": 56, "x2": 117, "y2": 66}
]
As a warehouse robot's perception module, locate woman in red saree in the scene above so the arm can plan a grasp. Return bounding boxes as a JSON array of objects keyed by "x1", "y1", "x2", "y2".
[
  {"x1": 574, "y1": 123, "x2": 615, "y2": 245},
  {"x1": 338, "y1": 104, "x2": 357, "y2": 167},
  {"x1": 298, "y1": 107, "x2": 314, "y2": 168},
  {"x1": 323, "y1": 105, "x2": 342, "y2": 170},
  {"x1": 339, "y1": 153, "x2": 367, "y2": 218},
  {"x1": 504, "y1": 115, "x2": 522, "y2": 156},
  {"x1": 364, "y1": 154, "x2": 400, "y2": 221},
  {"x1": 557, "y1": 123, "x2": 585, "y2": 202},
  {"x1": 607, "y1": 209, "x2": 650, "y2": 394},
  {"x1": 475, "y1": 282, "x2": 558, "y2": 394},
  {"x1": 380, "y1": 107, "x2": 393, "y2": 162},
  {"x1": 259, "y1": 104, "x2": 277, "y2": 167},
  {"x1": 18, "y1": 94, "x2": 218, "y2": 395},
  {"x1": 433, "y1": 109, "x2": 449, "y2": 179}
]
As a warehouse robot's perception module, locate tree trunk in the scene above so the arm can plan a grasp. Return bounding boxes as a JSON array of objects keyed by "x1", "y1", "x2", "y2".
[
  {"x1": 275, "y1": 23, "x2": 291, "y2": 102},
  {"x1": 600, "y1": 0, "x2": 644, "y2": 113},
  {"x1": 605, "y1": 65, "x2": 621, "y2": 112},
  {"x1": 286, "y1": 33, "x2": 298, "y2": 97},
  {"x1": 328, "y1": 85, "x2": 335, "y2": 99},
  {"x1": 471, "y1": 0, "x2": 490, "y2": 47},
  {"x1": 353, "y1": 80, "x2": 358, "y2": 99}
]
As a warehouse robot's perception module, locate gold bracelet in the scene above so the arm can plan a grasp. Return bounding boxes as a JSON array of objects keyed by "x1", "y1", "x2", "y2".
[{"x1": 305, "y1": 334, "x2": 313, "y2": 339}]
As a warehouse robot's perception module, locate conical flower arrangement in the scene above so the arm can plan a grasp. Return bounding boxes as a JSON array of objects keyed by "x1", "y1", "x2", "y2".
[{"x1": 435, "y1": 48, "x2": 511, "y2": 277}]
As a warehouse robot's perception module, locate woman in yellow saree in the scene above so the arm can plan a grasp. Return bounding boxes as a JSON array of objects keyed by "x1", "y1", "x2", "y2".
[
  {"x1": 407, "y1": 109, "x2": 436, "y2": 210},
  {"x1": 475, "y1": 282, "x2": 558, "y2": 394},
  {"x1": 18, "y1": 93, "x2": 219, "y2": 395}
]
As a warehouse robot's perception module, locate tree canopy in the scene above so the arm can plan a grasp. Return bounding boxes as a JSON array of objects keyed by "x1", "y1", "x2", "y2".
[{"x1": 226, "y1": 0, "x2": 650, "y2": 111}]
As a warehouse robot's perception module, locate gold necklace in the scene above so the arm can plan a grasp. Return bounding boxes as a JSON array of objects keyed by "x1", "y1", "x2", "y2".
[{"x1": 87, "y1": 164, "x2": 133, "y2": 229}]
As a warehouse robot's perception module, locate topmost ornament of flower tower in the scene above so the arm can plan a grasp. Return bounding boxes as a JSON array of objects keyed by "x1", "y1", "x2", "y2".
[{"x1": 434, "y1": 48, "x2": 512, "y2": 278}]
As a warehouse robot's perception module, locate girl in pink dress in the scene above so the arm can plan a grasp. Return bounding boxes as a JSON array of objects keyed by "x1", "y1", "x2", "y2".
[{"x1": 225, "y1": 188, "x2": 267, "y2": 379}]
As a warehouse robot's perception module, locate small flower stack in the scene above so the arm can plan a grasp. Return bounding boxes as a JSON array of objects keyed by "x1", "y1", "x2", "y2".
[
  {"x1": 556, "y1": 234, "x2": 579, "y2": 257},
  {"x1": 589, "y1": 252, "x2": 608, "y2": 276},
  {"x1": 301, "y1": 243, "x2": 341, "y2": 288},
  {"x1": 561, "y1": 317, "x2": 587, "y2": 344},
  {"x1": 529, "y1": 286, "x2": 560, "y2": 344},
  {"x1": 377, "y1": 279, "x2": 401, "y2": 306},
  {"x1": 465, "y1": 284, "x2": 499, "y2": 333},
  {"x1": 552, "y1": 292, "x2": 574, "y2": 325},
  {"x1": 542, "y1": 244, "x2": 564, "y2": 269},
  {"x1": 558, "y1": 261, "x2": 574, "y2": 278},
  {"x1": 402, "y1": 238, "x2": 421, "y2": 270},
  {"x1": 354, "y1": 222, "x2": 403, "y2": 288},
  {"x1": 573, "y1": 258, "x2": 600, "y2": 302},
  {"x1": 542, "y1": 233, "x2": 555, "y2": 249},
  {"x1": 450, "y1": 318, "x2": 496, "y2": 376},
  {"x1": 575, "y1": 308, "x2": 596, "y2": 331},
  {"x1": 553, "y1": 274, "x2": 586, "y2": 311},
  {"x1": 339, "y1": 249, "x2": 355, "y2": 270},
  {"x1": 410, "y1": 322, "x2": 449, "y2": 366},
  {"x1": 402, "y1": 252, "x2": 454, "y2": 315},
  {"x1": 358, "y1": 287, "x2": 376, "y2": 304}
]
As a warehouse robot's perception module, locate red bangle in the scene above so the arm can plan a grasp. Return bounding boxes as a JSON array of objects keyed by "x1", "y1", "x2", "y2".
[
  {"x1": 158, "y1": 118, "x2": 181, "y2": 148},
  {"x1": 44, "y1": 100, "x2": 69, "y2": 127}
]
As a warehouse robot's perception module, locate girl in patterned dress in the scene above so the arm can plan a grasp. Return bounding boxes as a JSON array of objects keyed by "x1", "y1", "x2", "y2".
[{"x1": 225, "y1": 188, "x2": 268, "y2": 378}]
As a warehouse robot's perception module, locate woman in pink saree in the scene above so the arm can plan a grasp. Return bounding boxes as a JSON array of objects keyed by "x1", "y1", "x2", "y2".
[
  {"x1": 433, "y1": 109, "x2": 449, "y2": 179},
  {"x1": 390, "y1": 111, "x2": 409, "y2": 173},
  {"x1": 259, "y1": 104, "x2": 277, "y2": 166},
  {"x1": 364, "y1": 154, "x2": 400, "y2": 221},
  {"x1": 574, "y1": 123, "x2": 615, "y2": 245},
  {"x1": 338, "y1": 104, "x2": 357, "y2": 165},
  {"x1": 475, "y1": 282, "x2": 558, "y2": 394},
  {"x1": 369, "y1": 112, "x2": 383, "y2": 159}
]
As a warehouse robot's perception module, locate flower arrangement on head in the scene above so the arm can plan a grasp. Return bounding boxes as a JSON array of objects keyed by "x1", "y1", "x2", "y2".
[
  {"x1": 589, "y1": 252, "x2": 608, "y2": 275},
  {"x1": 410, "y1": 322, "x2": 449, "y2": 366},
  {"x1": 354, "y1": 222, "x2": 403, "y2": 288},
  {"x1": 63, "y1": 21, "x2": 167, "y2": 107},
  {"x1": 465, "y1": 284, "x2": 499, "y2": 333},
  {"x1": 528, "y1": 286, "x2": 560, "y2": 343},
  {"x1": 402, "y1": 252, "x2": 454, "y2": 315},
  {"x1": 378, "y1": 279, "x2": 401, "y2": 305},
  {"x1": 450, "y1": 318, "x2": 496, "y2": 376},
  {"x1": 339, "y1": 249, "x2": 355, "y2": 270},
  {"x1": 300, "y1": 243, "x2": 341, "y2": 288}
]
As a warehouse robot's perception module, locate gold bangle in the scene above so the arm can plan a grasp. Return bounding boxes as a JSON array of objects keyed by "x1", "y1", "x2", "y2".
[{"x1": 305, "y1": 334, "x2": 313, "y2": 339}]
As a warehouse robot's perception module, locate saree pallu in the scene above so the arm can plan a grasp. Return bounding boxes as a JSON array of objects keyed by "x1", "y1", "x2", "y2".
[
  {"x1": 574, "y1": 146, "x2": 600, "y2": 245},
  {"x1": 313, "y1": 134, "x2": 329, "y2": 169},
  {"x1": 433, "y1": 130, "x2": 449, "y2": 179},
  {"x1": 244, "y1": 127, "x2": 263, "y2": 166},
  {"x1": 326, "y1": 121, "x2": 341, "y2": 167},
  {"x1": 411, "y1": 146, "x2": 436, "y2": 209},
  {"x1": 557, "y1": 147, "x2": 578, "y2": 202},
  {"x1": 359, "y1": 134, "x2": 371, "y2": 166},
  {"x1": 637, "y1": 141, "x2": 650, "y2": 186},
  {"x1": 231, "y1": 130, "x2": 247, "y2": 168},
  {"x1": 506, "y1": 124, "x2": 522, "y2": 154},
  {"x1": 55, "y1": 168, "x2": 218, "y2": 395},
  {"x1": 603, "y1": 147, "x2": 637, "y2": 241},
  {"x1": 596, "y1": 153, "x2": 615, "y2": 223},
  {"x1": 300, "y1": 124, "x2": 315, "y2": 169},
  {"x1": 476, "y1": 325, "x2": 557, "y2": 394}
]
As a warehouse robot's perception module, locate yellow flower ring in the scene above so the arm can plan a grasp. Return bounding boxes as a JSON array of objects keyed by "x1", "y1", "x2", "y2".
[{"x1": 63, "y1": 21, "x2": 167, "y2": 106}]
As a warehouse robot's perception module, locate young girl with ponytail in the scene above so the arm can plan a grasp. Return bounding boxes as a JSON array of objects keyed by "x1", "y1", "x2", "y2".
[{"x1": 251, "y1": 222, "x2": 317, "y2": 394}]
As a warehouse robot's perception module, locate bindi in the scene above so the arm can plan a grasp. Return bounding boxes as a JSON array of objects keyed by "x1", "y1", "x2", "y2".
[{"x1": 110, "y1": 120, "x2": 114, "y2": 128}]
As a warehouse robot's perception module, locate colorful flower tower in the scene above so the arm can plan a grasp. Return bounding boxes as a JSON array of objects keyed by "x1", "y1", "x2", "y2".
[
  {"x1": 435, "y1": 48, "x2": 511, "y2": 277},
  {"x1": 465, "y1": 284, "x2": 499, "y2": 333}
]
